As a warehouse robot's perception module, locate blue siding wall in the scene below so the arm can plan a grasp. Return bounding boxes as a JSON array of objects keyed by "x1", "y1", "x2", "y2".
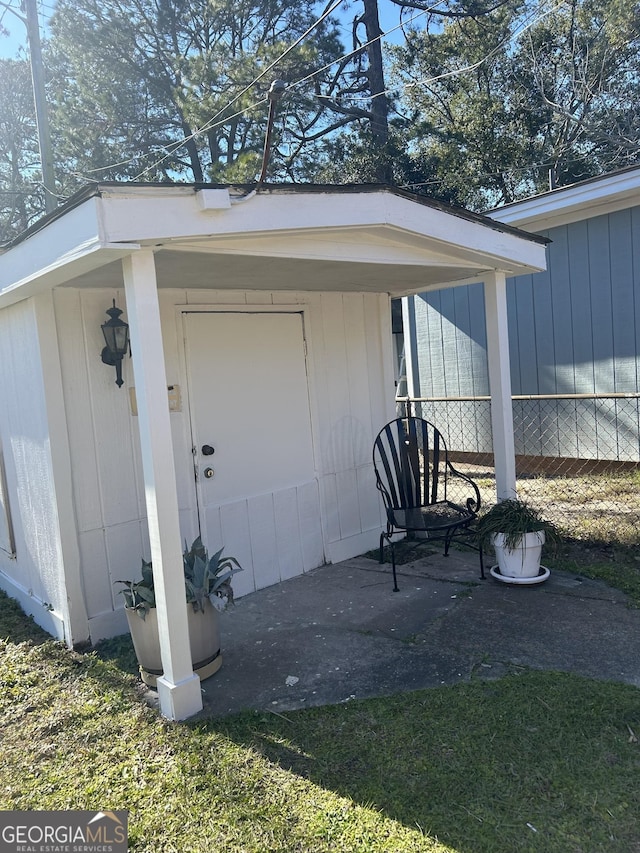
[{"x1": 410, "y1": 205, "x2": 640, "y2": 461}]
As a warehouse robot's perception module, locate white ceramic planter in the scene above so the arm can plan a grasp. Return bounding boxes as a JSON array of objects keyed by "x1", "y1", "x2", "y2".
[
  {"x1": 125, "y1": 598, "x2": 222, "y2": 687},
  {"x1": 492, "y1": 530, "x2": 545, "y2": 578}
]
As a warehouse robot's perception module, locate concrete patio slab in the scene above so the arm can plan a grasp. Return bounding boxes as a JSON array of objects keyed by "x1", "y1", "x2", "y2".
[{"x1": 150, "y1": 550, "x2": 640, "y2": 719}]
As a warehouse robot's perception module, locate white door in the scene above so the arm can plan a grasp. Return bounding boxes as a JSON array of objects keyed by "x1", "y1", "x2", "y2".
[{"x1": 183, "y1": 311, "x2": 324, "y2": 596}]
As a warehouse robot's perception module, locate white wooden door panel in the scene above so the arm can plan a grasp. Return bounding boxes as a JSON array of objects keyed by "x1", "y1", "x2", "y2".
[{"x1": 184, "y1": 312, "x2": 323, "y2": 592}]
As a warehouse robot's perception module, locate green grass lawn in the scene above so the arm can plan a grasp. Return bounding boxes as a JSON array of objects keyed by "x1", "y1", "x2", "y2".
[
  {"x1": 1, "y1": 591, "x2": 639, "y2": 852},
  {"x1": 548, "y1": 540, "x2": 640, "y2": 606}
]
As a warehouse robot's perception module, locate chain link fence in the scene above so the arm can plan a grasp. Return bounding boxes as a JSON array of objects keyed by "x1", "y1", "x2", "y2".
[{"x1": 398, "y1": 395, "x2": 640, "y2": 545}]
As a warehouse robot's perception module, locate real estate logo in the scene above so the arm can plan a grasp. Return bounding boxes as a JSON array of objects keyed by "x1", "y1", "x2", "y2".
[{"x1": 0, "y1": 810, "x2": 128, "y2": 853}]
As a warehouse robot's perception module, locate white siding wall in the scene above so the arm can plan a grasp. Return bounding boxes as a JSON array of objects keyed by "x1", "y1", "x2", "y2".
[
  {"x1": 302, "y1": 291, "x2": 394, "y2": 564},
  {"x1": 0, "y1": 299, "x2": 68, "y2": 639},
  {"x1": 55, "y1": 287, "x2": 394, "y2": 641}
]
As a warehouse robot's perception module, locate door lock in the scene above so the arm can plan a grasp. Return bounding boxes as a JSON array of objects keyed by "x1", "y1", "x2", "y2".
[
  {"x1": 202, "y1": 444, "x2": 215, "y2": 456},
  {"x1": 203, "y1": 467, "x2": 214, "y2": 479}
]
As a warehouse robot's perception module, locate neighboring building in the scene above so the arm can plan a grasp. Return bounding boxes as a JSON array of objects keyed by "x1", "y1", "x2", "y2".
[{"x1": 404, "y1": 165, "x2": 640, "y2": 463}]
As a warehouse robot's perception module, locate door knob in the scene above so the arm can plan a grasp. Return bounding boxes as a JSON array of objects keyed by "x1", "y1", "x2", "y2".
[
  {"x1": 204, "y1": 467, "x2": 214, "y2": 479},
  {"x1": 202, "y1": 444, "x2": 215, "y2": 456}
]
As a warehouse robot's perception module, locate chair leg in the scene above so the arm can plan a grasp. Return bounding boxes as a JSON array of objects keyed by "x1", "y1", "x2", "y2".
[
  {"x1": 379, "y1": 531, "x2": 399, "y2": 590},
  {"x1": 391, "y1": 541, "x2": 399, "y2": 592},
  {"x1": 479, "y1": 547, "x2": 485, "y2": 580},
  {"x1": 443, "y1": 530, "x2": 453, "y2": 557}
]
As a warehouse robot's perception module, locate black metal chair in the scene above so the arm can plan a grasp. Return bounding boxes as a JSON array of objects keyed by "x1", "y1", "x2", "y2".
[{"x1": 373, "y1": 417, "x2": 484, "y2": 590}]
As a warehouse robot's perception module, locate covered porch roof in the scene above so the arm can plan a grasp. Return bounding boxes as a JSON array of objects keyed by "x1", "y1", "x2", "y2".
[{"x1": 0, "y1": 182, "x2": 547, "y2": 307}]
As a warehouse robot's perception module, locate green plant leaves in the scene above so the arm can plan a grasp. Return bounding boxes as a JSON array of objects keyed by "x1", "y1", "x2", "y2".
[
  {"x1": 476, "y1": 498, "x2": 561, "y2": 552},
  {"x1": 116, "y1": 537, "x2": 243, "y2": 615}
]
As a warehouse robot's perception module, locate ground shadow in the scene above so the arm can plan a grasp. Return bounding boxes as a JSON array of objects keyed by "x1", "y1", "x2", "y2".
[
  {"x1": 0, "y1": 588, "x2": 50, "y2": 645},
  {"x1": 92, "y1": 631, "x2": 139, "y2": 675}
]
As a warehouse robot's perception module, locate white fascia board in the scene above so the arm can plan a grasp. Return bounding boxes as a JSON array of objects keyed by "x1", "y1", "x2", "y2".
[
  {"x1": 99, "y1": 186, "x2": 407, "y2": 241},
  {"x1": 0, "y1": 198, "x2": 139, "y2": 308},
  {"x1": 100, "y1": 187, "x2": 237, "y2": 242},
  {"x1": 100, "y1": 187, "x2": 413, "y2": 241},
  {"x1": 100, "y1": 187, "x2": 546, "y2": 274},
  {"x1": 381, "y1": 193, "x2": 547, "y2": 272},
  {"x1": 488, "y1": 167, "x2": 640, "y2": 232}
]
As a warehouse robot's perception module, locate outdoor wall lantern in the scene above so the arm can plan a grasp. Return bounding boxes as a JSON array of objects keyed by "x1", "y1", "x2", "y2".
[{"x1": 101, "y1": 299, "x2": 130, "y2": 388}]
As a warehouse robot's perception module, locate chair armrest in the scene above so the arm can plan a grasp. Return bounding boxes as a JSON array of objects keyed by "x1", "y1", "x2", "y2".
[{"x1": 445, "y1": 460, "x2": 481, "y2": 514}]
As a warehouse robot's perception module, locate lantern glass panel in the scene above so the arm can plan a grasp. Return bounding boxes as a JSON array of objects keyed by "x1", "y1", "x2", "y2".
[
  {"x1": 102, "y1": 325, "x2": 116, "y2": 353},
  {"x1": 113, "y1": 324, "x2": 129, "y2": 355}
]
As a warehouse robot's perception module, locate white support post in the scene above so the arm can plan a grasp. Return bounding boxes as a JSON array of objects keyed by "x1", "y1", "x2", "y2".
[
  {"x1": 484, "y1": 271, "x2": 517, "y2": 501},
  {"x1": 122, "y1": 250, "x2": 202, "y2": 721}
]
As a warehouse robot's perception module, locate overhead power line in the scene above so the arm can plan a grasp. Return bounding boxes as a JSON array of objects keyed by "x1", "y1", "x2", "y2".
[
  {"x1": 98, "y1": 0, "x2": 428, "y2": 184},
  {"x1": 66, "y1": 0, "x2": 563, "y2": 192},
  {"x1": 127, "y1": 0, "x2": 559, "y2": 184}
]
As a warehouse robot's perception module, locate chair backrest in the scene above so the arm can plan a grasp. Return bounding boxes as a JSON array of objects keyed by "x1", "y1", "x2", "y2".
[{"x1": 373, "y1": 417, "x2": 448, "y2": 510}]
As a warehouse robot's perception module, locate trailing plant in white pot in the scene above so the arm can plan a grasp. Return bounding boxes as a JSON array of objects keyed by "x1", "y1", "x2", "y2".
[
  {"x1": 476, "y1": 499, "x2": 560, "y2": 584},
  {"x1": 116, "y1": 537, "x2": 242, "y2": 687}
]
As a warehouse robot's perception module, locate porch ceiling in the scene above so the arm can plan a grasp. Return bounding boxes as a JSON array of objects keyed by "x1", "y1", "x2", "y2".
[
  {"x1": 154, "y1": 247, "x2": 484, "y2": 294},
  {"x1": 55, "y1": 247, "x2": 497, "y2": 296}
]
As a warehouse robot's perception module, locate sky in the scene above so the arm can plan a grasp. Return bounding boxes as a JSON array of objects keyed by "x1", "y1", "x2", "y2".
[
  {"x1": 0, "y1": 1, "x2": 408, "y2": 61},
  {"x1": 0, "y1": 0, "x2": 54, "y2": 58}
]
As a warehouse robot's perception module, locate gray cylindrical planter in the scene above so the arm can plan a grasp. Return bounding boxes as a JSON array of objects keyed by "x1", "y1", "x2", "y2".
[{"x1": 125, "y1": 599, "x2": 222, "y2": 687}]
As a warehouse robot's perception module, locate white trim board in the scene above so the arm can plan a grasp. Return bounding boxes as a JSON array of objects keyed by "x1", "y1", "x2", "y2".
[{"x1": 489, "y1": 167, "x2": 640, "y2": 232}]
